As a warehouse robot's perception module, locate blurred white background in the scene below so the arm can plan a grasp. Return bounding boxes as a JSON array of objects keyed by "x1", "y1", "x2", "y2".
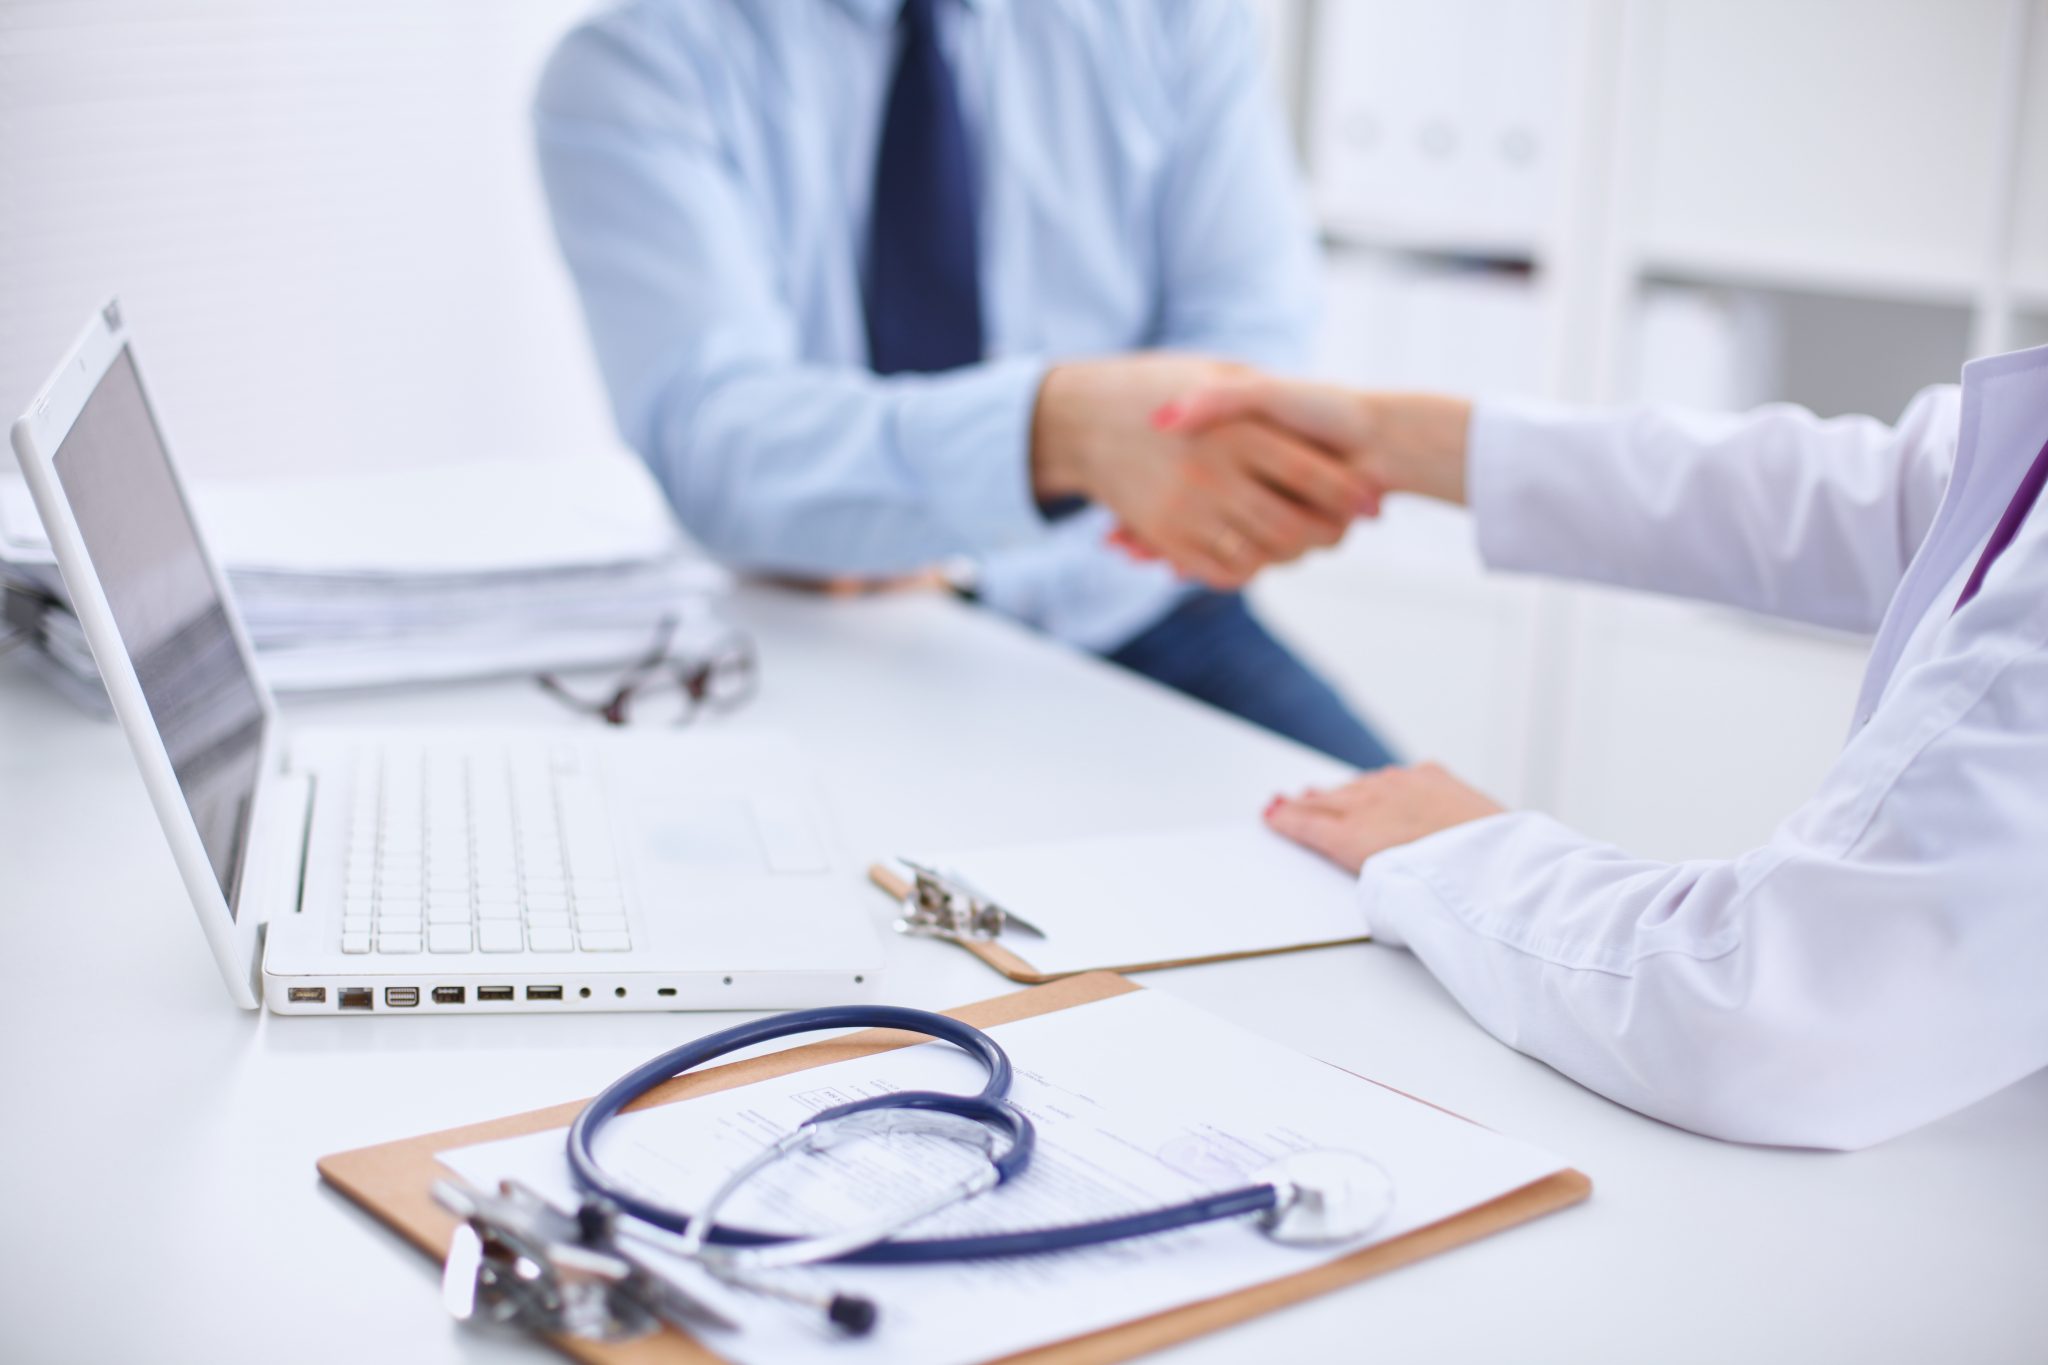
[
  {"x1": 3, "y1": 0, "x2": 2044, "y2": 859},
  {"x1": 0, "y1": 0, "x2": 616, "y2": 477}
]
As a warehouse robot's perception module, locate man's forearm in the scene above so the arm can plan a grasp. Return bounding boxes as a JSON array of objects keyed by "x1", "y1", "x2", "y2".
[{"x1": 645, "y1": 356, "x2": 1050, "y2": 576}]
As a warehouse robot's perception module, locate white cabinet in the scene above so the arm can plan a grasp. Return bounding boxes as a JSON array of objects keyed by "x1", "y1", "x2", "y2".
[
  {"x1": 2010, "y1": 0, "x2": 2048, "y2": 301},
  {"x1": 1309, "y1": 0, "x2": 1571, "y2": 253},
  {"x1": 1314, "y1": 251, "x2": 1546, "y2": 396},
  {"x1": 1546, "y1": 589, "x2": 1871, "y2": 862},
  {"x1": 1290, "y1": 0, "x2": 2031, "y2": 859},
  {"x1": 1283, "y1": 246, "x2": 1551, "y2": 800},
  {"x1": 1632, "y1": 0, "x2": 2014, "y2": 297},
  {"x1": 1251, "y1": 502, "x2": 1545, "y2": 803}
]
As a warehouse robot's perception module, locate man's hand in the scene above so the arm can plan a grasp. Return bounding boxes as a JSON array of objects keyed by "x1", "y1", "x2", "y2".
[
  {"x1": 1264, "y1": 762, "x2": 1505, "y2": 875},
  {"x1": 1152, "y1": 380, "x2": 1475, "y2": 508},
  {"x1": 1031, "y1": 356, "x2": 1377, "y2": 590}
]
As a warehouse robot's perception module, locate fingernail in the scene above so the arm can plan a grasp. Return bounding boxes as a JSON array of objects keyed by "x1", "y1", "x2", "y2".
[
  {"x1": 1149, "y1": 401, "x2": 1181, "y2": 430},
  {"x1": 1264, "y1": 795, "x2": 1284, "y2": 816}
]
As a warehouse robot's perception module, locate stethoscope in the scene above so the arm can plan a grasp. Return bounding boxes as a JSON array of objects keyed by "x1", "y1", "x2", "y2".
[{"x1": 556, "y1": 1005, "x2": 1397, "y2": 1336}]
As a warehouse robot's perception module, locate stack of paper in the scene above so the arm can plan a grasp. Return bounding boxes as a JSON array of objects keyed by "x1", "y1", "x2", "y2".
[{"x1": 0, "y1": 453, "x2": 733, "y2": 708}]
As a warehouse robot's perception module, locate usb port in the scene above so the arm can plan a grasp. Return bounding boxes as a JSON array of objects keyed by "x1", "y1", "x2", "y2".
[
  {"x1": 525, "y1": 985, "x2": 564, "y2": 1002},
  {"x1": 384, "y1": 986, "x2": 420, "y2": 1008},
  {"x1": 339, "y1": 987, "x2": 373, "y2": 1011},
  {"x1": 432, "y1": 986, "x2": 465, "y2": 1005},
  {"x1": 287, "y1": 986, "x2": 328, "y2": 1005},
  {"x1": 477, "y1": 986, "x2": 514, "y2": 1003}
]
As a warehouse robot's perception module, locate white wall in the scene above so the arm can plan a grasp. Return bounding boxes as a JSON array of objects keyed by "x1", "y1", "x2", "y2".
[{"x1": 0, "y1": 0, "x2": 616, "y2": 479}]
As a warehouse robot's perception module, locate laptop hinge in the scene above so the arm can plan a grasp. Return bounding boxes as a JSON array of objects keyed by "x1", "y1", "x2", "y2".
[
  {"x1": 247, "y1": 771, "x2": 316, "y2": 925},
  {"x1": 289, "y1": 771, "x2": 318, "y2": 915}
]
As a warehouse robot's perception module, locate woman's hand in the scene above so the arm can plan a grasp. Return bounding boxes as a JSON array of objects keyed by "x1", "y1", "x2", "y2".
[
  {"x1": 1152, "y1": 381, "x2": 1475, "y2": 508},
  {"x1": 1265, "y1": 762, "x2": 1505, "y2": 875},
  {"x1": 1033, "y1": 357, "x2": 1376, "y2": 588}
]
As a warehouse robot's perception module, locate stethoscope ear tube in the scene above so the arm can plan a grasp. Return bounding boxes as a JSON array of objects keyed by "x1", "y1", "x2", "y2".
[
  {"x1": 567, "y1": 1006, "x2": 1035, "y2": 1253},
  {"x1": 566, "y1": 1006, "x2": 1369, "y2": 1269}
]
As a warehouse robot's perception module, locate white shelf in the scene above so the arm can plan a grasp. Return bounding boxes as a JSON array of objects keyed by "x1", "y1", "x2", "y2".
[
  {"x1": 1318, "y1": 215, "x2": 1539, "y2": 266},
  {"x1": 1637, "y1": 242, "x2": 1982, "y2": 309}
]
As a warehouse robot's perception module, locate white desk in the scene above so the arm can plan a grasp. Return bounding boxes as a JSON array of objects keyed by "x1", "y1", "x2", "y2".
[{"x1": 2, "y1": 586, "x2": 2043, "y2": 1364}]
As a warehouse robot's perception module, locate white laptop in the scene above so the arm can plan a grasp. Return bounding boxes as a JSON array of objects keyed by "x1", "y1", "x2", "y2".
[{"x1": 9, "y1": 302, "x2": 885, "y2": 1013}]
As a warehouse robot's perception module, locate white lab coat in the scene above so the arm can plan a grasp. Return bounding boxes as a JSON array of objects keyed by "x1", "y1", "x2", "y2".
[{"x1": 1359, "y1": 342, "x2": 2048, "y2": 1150}]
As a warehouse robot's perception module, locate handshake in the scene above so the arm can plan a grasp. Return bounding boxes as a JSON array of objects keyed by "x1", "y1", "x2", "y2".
[{"x1": 1031, "y1": 354, "x2": 1474, "y2": 589}]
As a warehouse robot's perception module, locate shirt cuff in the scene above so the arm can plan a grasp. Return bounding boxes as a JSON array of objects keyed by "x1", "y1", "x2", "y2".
[{"x1": 894, "y1": 355, "x2": 1051, "y2": 551}]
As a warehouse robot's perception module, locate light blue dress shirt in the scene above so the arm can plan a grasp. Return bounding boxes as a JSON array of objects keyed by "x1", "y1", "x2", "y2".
[{"x1": 534, "y1": 0, "x2": 1316, "y2": 651}]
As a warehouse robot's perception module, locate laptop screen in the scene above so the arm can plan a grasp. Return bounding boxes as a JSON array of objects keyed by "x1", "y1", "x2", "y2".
[{"x1": 53, "y1": 346, "x2": 267, "y2": 917}]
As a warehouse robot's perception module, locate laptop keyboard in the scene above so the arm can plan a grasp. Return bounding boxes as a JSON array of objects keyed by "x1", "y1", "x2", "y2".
[{"x1": 339, "y1": 742, "x2": 631, "y2": 955}]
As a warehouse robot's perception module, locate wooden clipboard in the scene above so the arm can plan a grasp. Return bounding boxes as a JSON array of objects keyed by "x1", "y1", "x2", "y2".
[
  {"x1": 319, "y1": 971, "x2": 1589, "y2": 1365},
  {"x1": 868, "y1": 863, "x2": 1369, "y2": 983}
]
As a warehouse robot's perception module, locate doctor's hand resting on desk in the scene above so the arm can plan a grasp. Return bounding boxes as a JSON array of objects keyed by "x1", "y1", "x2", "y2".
[{"x1": 1151, "y1": 353, "x2": 2048, "y2": 1151}]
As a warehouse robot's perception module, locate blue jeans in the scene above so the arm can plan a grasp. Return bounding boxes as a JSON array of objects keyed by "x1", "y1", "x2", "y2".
[{"x1": 1105, "y1": 591, "x2": 1396, "y2": 770}]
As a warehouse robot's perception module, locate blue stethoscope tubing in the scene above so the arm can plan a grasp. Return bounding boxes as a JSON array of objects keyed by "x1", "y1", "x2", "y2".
[{"x1": 566, "y1": 1005, "x2": 1283, "y2": 1265}]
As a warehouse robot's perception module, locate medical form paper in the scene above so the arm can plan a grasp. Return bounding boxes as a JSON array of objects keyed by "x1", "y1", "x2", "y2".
[
  {"x1": 439, "y1": 991, "x2": 1569, "y2": 1365},
  {"x1": 913, "y1": 825, "x2": 1368, "y2": 973}
]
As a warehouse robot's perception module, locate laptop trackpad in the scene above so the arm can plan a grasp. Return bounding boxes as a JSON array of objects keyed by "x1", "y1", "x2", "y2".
[{"x1": 638, "y1": 794, "x2": 828, "y2": 875}]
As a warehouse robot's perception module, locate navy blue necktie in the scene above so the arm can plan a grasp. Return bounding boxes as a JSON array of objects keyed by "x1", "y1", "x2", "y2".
[
  {"x1": 865, "y1": 0, "x2": 982, "y2": 375},
  {"x1": 1954, "y1": 432, "x2": 2048, "y2": 613}
]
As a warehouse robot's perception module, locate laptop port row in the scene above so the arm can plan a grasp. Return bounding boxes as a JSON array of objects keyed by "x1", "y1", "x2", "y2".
[{"x1": 294, "y1": 983, "x2": 685, "y2": 1007}]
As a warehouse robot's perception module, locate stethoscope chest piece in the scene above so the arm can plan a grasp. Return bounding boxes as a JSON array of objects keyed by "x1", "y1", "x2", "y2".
[{"x1": 1252, "y1": 1151, "x2": 1396, "y2": 1245}]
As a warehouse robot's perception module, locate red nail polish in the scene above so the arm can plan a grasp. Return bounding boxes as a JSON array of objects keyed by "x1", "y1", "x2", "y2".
[{"x1": 1149, "y1": 402, "x2": 1180, "y2": 430}]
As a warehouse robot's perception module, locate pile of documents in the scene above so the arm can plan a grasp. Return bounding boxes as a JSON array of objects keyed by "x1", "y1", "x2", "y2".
[{"x1": 0, "y1": 454, "x2": 732, "y2": 710}]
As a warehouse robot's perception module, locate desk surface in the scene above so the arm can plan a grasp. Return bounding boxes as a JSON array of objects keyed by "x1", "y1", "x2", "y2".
[{"x1": 2, "y1": 586, "x2": 2042, "y2": 1365}]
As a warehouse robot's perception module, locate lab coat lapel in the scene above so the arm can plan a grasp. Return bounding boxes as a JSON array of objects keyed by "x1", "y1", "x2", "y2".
[{"x1": 1851, "y1": 343, "x2": 2048, "y2": 728}]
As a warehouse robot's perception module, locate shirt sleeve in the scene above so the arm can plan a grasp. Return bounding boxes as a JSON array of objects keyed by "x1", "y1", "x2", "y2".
[
  {"x1": 1467, "y1": 389, "x2": 1960, "y2": 633},
  {"x1": 1357, "y1": 570, "x2": 2048, "y2": 1149},
  {"x1": 532, "y1": 12, "x2": 1048, "y2": 577},
  {"x1": 1148, "y1": 0, "x2": 1318, "y2": 368}
]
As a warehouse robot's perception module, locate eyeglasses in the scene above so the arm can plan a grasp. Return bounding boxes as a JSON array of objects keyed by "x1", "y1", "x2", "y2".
[{"x1": 537, "y1": 616, "x2": 758, "y2": 727}]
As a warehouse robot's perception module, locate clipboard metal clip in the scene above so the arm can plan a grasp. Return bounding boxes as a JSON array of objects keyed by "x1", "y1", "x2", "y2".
[
  {"x1": 895, "y1": 858, "x2": 1047, "y2": 944},
  {"x1": 431, "y1": 1178, "x2": 736, "y2": 1342}
]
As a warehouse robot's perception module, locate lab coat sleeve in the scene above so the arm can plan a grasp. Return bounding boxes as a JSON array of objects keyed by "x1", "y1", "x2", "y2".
[
  {"x1": 1358, "y1": 567, "x2": 2048, "y2": 1148},
  {"x1": 1467, "y1": 390, "x2": 1959, "y2": 633},
  {"x1": 532, "y1": 13, "x2": 1047, "y2": 577}
]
